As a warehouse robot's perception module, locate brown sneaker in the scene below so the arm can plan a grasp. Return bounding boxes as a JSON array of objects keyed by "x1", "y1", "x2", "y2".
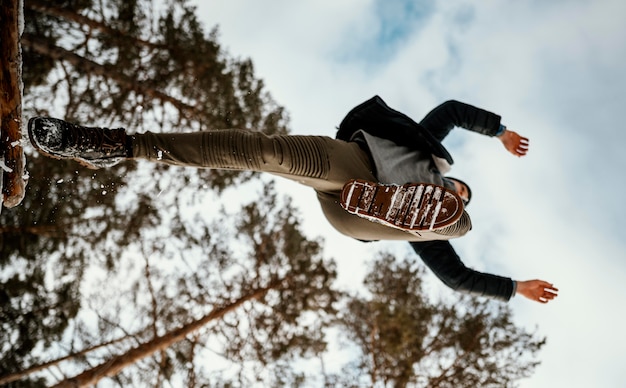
[{"x1": 340, "y1": 179, "x2": 464, "y2": 231}]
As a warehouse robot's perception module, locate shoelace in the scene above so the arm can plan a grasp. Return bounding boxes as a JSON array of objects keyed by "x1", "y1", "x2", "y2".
[{"x1": 66, "y1": 124, "x2": 124, "y2": 153}]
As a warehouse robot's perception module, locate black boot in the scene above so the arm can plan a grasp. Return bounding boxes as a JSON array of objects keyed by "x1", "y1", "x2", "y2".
[{"x1": 28, "y1": 117, "x2": 129, "y2": 169}]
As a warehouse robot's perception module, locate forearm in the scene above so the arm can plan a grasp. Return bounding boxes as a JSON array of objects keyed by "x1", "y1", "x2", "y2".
[
  {"x1": 419, "y1": 100, "x2": 503, "y2": 140},
  {"x1": 410, "y1": 241, "x2": 515, "y2": 301}
]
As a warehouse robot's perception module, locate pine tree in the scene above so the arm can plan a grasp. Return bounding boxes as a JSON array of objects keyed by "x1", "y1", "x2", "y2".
[
  {"x1": 2, "y1": 0, "x2": 290, "y2": 383},
  {"x1": 333, "y1": 253, "x2": 545, "y2": 388},
  {"x1": 2, "y1": 183, "x2": 339, "y2": 387}
]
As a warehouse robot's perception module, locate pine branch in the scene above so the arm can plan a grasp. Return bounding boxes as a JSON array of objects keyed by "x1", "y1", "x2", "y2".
[
  {"x1": 21, "y1": 34, "x2": 202, "y2": 118},
  {"x1": 51, "y1": 278, "x2": 287, "y2": 388},
  {"x1": 26, "y1": 0, "x2": 166, "y2": 51}
]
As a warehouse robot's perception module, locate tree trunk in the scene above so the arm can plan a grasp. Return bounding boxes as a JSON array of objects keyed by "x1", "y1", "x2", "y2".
[
  {"x1": 0, "y1": 0, "x2": 27, "y2": 209},
  {"x1": 0, "y1": 224, "x2": 66, "y2": 237},
  {"x1": 52, "y1": 280, "x2": 282, "y2": 388},
  {"x1": 0, "y1": 333, "x2": 134, "y2": 385}
]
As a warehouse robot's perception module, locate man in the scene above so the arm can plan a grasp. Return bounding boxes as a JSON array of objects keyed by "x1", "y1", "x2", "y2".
[{"x1": 28, "y1": 96, "x2": 558, "y2": 304}]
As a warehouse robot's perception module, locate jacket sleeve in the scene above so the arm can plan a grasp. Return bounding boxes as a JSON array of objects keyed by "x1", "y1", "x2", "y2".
[
  {"x1": 409, "y1": 240, "x2": 514, "y2": 301},
  {"x1": 419, "y1": 100, "x2": 502, "y2": 143}
]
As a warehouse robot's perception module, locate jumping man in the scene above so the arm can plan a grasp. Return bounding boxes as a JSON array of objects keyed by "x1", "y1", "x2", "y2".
[{"x1": 28, "y1": 96, "x2": 559, "y2": 304}]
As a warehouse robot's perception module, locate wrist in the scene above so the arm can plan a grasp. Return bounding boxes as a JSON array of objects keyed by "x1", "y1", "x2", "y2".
[{"x1": 496, "y1": 124, "x2": 506, "y2": 137}]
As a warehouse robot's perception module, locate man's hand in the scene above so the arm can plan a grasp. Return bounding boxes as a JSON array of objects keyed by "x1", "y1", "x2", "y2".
[
  {"x1": 498, "y1": 129, "x2": 529, "y2": 157},
  {"x1": 516, "y1": 280, "x2": 558, "y2": 303}
]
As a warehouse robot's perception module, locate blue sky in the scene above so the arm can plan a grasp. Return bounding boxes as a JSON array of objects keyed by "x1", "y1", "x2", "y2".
[
  {"x1": 354, "y1": 0, "x2": 436, "y2": 61},
  {"x1": 193, "y1": 0, "x2": 626, "y2": 386}
]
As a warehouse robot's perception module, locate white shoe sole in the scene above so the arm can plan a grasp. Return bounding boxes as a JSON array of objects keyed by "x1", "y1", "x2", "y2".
[{"x1": 340, "y1": 179, "x2": 464, "y2": 231}]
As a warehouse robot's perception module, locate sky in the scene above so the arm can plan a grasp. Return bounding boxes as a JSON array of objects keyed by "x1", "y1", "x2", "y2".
[{"x1": 191, "y1": 0, "x2": 626, "y2": 386}]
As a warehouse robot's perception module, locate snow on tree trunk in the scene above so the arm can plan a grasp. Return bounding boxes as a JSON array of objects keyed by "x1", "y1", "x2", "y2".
[{"x1": 0, "y1": 0, "x2": 27, "y2": 210}]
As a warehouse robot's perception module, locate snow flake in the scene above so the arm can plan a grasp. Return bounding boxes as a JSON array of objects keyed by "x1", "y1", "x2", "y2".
[{"x1": 0, "y1": 159, "x2": 13, "y2": 173}]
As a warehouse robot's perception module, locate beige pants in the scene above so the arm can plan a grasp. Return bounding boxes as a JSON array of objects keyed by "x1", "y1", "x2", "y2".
[{"x1": 132, "y1": 130, "x2": 470, "y2": 241}]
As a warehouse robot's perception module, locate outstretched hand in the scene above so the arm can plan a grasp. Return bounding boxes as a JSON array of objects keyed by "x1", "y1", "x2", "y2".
[
  {"x1": 516, "y1": 280, "x2": 558, "y2": 304},
  {"x1": 499, "y1": 130, "x2": 529, "y2": 157}
]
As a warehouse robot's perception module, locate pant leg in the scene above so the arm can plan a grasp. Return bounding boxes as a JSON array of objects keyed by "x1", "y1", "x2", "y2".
[{"x1": 131, "y1": 129, "x2": 373, "y2": 192}]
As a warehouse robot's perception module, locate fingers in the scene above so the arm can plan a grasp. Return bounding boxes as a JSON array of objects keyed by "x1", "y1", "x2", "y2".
[
  {"x1": 502, "y1": 131, "x2": 530, "y2": 157},
  {"x1": 536, "y1": 281, "x2": 558, "y2": 303},
  {"x1": 516, "y1": 137, "x2": 530, "y2": 156},
  {"x1": 538, "y1": 289, "x2": 558, "y2": 303},
  {"x1": 510, "y1": 135, "x2": 529, "y2": 156},
  {"x1": 518, "y1": 279, "x2": 559, "y2": 304}
]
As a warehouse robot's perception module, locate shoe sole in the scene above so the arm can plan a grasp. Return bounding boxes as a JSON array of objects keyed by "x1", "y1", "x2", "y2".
[
  {"x1": 28, "y1": 117, "x2": 101, "y2": 170},
  {"x1": 340, "y1": 179, "x2": 464, "y2": 231}
]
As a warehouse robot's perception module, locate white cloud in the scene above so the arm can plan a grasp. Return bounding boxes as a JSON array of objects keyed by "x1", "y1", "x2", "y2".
[{"x1": 191, "y1": 0, "x2": 626, "y2": 386}]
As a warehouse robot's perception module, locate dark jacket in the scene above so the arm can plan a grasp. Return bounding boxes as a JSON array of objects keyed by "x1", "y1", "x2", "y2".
[
  {"x1": 337, "y1": 96, "x2": 514, "y2": 301},
  {"x1": 337, "y1": 95, "x2": 456, "y2": 164}
]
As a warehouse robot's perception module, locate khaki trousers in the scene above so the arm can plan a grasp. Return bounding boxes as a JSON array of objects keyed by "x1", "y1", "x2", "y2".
[{"x1": 132, "y1": 130, "x2": 469, "y2": 241}]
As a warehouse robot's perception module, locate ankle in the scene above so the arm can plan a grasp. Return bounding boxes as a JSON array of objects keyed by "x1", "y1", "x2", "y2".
[{"x1": 125, "y1": 135, "x2": 135, "y2": 157}]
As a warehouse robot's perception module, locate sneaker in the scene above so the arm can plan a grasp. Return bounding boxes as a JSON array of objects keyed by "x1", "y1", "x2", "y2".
[
  {"x1": 28, "y1": 117, "x2": 128, "y2": 169},
  {"x1": 340, "y1": 179, "x2": 464, "y2": 232}
]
